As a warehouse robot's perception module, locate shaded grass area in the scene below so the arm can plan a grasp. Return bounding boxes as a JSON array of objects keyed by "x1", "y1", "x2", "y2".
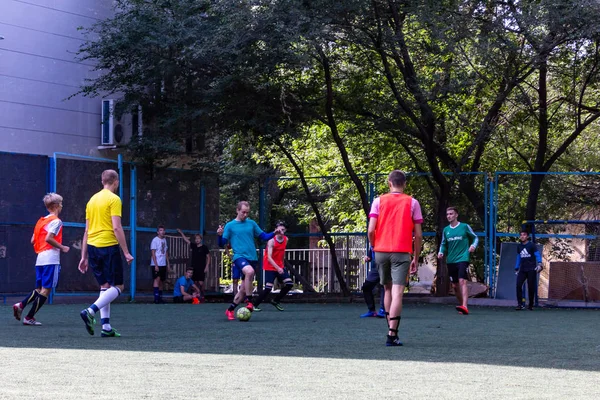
[{"x1": 1, "y1": 303, "x2": 599, "y2": 399}]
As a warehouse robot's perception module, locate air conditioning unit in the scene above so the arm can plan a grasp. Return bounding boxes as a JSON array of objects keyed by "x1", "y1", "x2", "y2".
[{"x1": 100, "y1": 99, "x2": 142, "y2": 147}]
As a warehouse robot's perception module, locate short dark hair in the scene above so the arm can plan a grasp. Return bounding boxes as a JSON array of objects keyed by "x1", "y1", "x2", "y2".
[
  {"x1": 388, "y1": 170, "x2": 407, "y2": 187},
  {"x1": 275, "y1": 220, "x2": 286, "y2": 228},
  {"x1": 186, "y1": 267, "x2": 194, "y2": 272},
  {"x1": 520, "y1": 230, "x2": 530, "y2": 236},
  {"x1": 194, "y1": 233, "x2": 203, "y2": 240},
  {"x1": 447, "y1": 206, "x2": 459, "y2": 214},
  {"x1": 157, "y1": 225, "x2": 165, "y2": 231}
]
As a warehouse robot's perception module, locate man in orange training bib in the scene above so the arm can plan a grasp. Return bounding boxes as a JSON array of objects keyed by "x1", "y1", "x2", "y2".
[{"x1": 368, "y1": 170, "x2": 423, "y2": 346}]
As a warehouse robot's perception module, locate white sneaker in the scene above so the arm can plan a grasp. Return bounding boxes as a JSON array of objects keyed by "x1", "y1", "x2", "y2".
[
  {"x1": 23, "y1": 317, "x2": 42, "y2": 326},
  {"x1": 13, "y1": 303, "x2": 23, "y2": 321}
]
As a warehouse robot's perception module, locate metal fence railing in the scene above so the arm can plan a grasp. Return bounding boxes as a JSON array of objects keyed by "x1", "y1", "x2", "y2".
[{"x1": 212, "y1": 247, "x2": 370, "y2": 293}]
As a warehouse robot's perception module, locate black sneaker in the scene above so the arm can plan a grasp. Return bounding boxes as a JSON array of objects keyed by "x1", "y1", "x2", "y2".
[
  {"x1": 515, "y1": 305, "x2": 525, "y2": 311},
  {"x1": 528, "y1": 306, "x2": 534, "y2": 311},
  {"x1": 386, "y1": 335, "x2": 403, "y2": 347},
  {"x1": 270, "y1": 300, "x2": 284, "y2": 311}
]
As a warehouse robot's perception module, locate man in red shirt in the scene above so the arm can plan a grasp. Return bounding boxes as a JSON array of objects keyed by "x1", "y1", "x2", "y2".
[
  {"x1": 368, "y1": 170, "x2": 423, "y2": 346},
  {"x1": 252, "y1": 221, "x2": 294, "y2": 311}
]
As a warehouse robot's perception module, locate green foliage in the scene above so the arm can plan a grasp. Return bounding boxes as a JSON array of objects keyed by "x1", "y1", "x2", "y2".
[{"x1": 77, "y1": 0, "x2": 600, "y2": 241}]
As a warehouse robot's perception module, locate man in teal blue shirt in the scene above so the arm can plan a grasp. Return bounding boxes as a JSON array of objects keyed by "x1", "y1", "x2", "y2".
[
  {"x1": 217, "y1": 201, "x2": 283, "y2": 320},
  {"x1": 173, "y1": 268, "x2": 200, "y2": 303},
  {"x1": 438, "y1": 207, "x2": 478, "y2": 315}
]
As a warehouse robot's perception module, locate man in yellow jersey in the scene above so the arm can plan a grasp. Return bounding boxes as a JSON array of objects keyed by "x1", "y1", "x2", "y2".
[
  {"x1": 78, "y1": 170, "x2": 134, "y2": 337},
  {"x1": 368, "y1": 170, "x2": 423, "y2": 346}
]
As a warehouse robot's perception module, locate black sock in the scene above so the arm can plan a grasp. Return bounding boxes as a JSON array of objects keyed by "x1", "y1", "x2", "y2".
[
  {"x1": 274, "y1": 284, "x2": 292, "y2": 303},
  {"x1": 26, "y1": 293, "x2": 47, "y2": 319},
  {"x1": 253, "y1": 287, "x2": 272, "y2": 308},
  {"x1": 228, "y1": 302, "x2": 238, "y2": 312},
  {"x1": 20, "y1": 290, "x2": 38, "y2": 308}
]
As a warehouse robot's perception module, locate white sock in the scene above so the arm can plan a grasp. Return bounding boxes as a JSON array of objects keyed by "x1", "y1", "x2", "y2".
[
  {"x1": 91, "y1": 286, "x2": 120, "y2": 313},
  {"x1": 99, "y1": 289, "x2": 112, "y2": 331}
]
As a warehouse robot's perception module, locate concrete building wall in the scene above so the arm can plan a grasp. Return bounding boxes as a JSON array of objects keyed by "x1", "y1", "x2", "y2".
[{"x1": 0, "y1": 0, "x2": 114, "y2": 157}]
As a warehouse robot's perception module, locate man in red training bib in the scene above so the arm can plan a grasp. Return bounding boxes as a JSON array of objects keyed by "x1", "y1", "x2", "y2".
[
  {"x1": 252, "y1": 221, "x2": 294, "y2": 311},
  {"x1": 13, "y1": 193, "x2": 69, "y2": 326},
  {"x1": 368, "y1": 170, "x2": 423, "y2": 347}
]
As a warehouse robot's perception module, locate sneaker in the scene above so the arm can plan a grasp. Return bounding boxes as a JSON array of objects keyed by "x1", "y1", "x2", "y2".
[
  {"x1": 376, "y1": 308, "x2": 387, "y2": 318},
  {"x1": 360, "y1": 311, "x2": 377, "y2": 318},
  {"x1": 101, "y1": 328, "x2": 121, "y2": 337},
  {"x1": 245, "y1": 302, "x2": 254, "y2": 312},
  {"x1": 12, "y1": 302, "x2": 23, "y2": 321},
  {"x1": 456, "y1": 305, "x2": 469, "y2": 315},
  {"x1": 225, "y1": 309, "x2": 235, "y2": 321},
  {"x1": 386, "y1": 336, "x2": 403, "y2": 347},
  {"x1": 270, "y1": 300, "x2": 284, "y2": 311},
  {"x1": 515, "y1": 305, "x2": 525, "y2": 311},
  {"x1": 23, "y1": 317, "x2": 42, "y2": 326},
  {"x1": 80, "y1": 309, "x2": 96, "y2": 335},
  {"x1": 253, "y1": 306, "x2": 262, "y2": 312},
  {"x1": 528, "y1": 306, "x2": 534, "y2": 311}
]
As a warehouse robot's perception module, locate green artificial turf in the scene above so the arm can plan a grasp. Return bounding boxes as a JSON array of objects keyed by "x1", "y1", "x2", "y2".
[{"x1": 1, "y1": 302, "x2": 599, "y2": 399}]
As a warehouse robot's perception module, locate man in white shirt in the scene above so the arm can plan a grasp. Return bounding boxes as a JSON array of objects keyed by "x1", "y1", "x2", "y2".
[{"x1": 151, "y1": 225, "x2": 170, "y2": 303}]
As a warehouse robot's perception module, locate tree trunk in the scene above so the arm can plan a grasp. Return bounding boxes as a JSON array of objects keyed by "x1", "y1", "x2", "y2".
[
  {"x1": 434, "y1": 186, "x2": 451, "y2": 296},
  {"x1": 524, "y1": 173, "x2": 545, "y2": 223},
  {"x1": 274, "y1": 139, "x2": 350, "y2": 296}
]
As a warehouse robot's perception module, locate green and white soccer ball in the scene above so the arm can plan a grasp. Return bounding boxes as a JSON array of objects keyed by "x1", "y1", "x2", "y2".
[{"x1": 236, "y1": 306, "x2": 252, "y2": 322}]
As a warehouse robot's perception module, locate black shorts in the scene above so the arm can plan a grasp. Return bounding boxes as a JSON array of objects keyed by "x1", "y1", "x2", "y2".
[
  {"x1": 88, "y1": 244, "x2": 124, "y2": 286},
  {"x1": 264, "y1": 270, "x2": 291, "y2": 285},
  {"x1": 447, "y1": 262, "x2": 469, "y2": 283},
  {"x1": 173, "y1": 296, "x2": 192, "y2": 304},
  {"x1": 152, "y1": 266, "x2": 167, "y2": 281},
  {"x1": 192, "y1": 266, "x2": 206, "y2": 282}
]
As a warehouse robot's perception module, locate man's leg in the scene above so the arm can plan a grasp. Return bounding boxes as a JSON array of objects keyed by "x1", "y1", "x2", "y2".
[
  {"x1": 360, "y1": 278, "x2": 378, "y2": 317},
  {"x1": 14, "y1": 266, "x2": 45, "y2": 321},
  {"x1": 226, "y1": 262, "x2": 244, "y2": 319},
  {"x1": 385, "y1": 253, "x2": 410, "y2": 346},
  {"x1": 241, "y1": 265, "x2": 255, "y2": 309},
  {"x1": 515, "y1": 271, "x2": 527, "y2": 310},
  {"x1": 453, "y1": 282, "x2": 462, "y2": 306},
  {"x1": 386, "y1": 284, "x2": 406, "y2": 346},
  {"x1": 157, "y1": 267, "x2": 166, "y2": 303},
  {"x1": 459, "y1": 278, "x2": 469, "y2": 309},
  {"x1": 153, "y1": 271, "x2": 161, "y2": 304},
  {"x1": 22, "y1": 286, "x2": 49, "y2": 325},
  {"x1": 271, "y1": 277, "x2": 293, "y2": 310},
  {"x1": 526, "y1": 270, "x2": 537, "y2": 309},
  {"x1": 81, "y1": 245, "x2": 123, "y2": 336},
  {"x1": 253, "y1": 283, "x2": 273, "y2": 308}
]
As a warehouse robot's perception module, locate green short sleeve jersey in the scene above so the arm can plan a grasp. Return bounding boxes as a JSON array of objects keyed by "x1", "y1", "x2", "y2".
[{"x1": 439, "y1": 222, "x2": 478, "y2": 264}]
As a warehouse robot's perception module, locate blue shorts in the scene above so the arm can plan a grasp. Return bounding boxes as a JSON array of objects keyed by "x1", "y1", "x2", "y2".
[
  {"x1": 232, "y1": 258, "x2": 258, "y2": 280},
  {"x1": 36, "y1": 264, "x2": 60, "y2": 289},
  {"x1": 88, "y1": 244, "x2": 124, "y2": 286},
  {"x1": 264, "y1": 269, "x2": 291, "y2": 285}
]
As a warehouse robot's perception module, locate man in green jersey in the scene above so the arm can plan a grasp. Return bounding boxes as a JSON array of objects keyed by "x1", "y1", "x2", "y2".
[{"x1": 437, "y1": 207, "x2": 478, "y2": 315}]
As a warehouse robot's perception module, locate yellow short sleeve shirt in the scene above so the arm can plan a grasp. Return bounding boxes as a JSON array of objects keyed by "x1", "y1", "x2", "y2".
[{"x1": 86, "y1": 189, "x2": 122, "y2": 247}]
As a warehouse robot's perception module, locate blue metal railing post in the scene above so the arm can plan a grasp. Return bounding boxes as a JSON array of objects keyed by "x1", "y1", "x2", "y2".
[
  {"x1": 200, "y1": 184, "x2": 206, "y2": 234},
  {"x1": 258, "y1": 177, "x2": 268, "y2": 288},
  {"x1": 118, "y1": 154, "x2": 123, "y2": 200},
  {"x1": 48, "y1": 156, "x2": 56, "y2": 304},
  {"x1": 129, "y1": 164, "x2": 137, "y2": 301}
]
